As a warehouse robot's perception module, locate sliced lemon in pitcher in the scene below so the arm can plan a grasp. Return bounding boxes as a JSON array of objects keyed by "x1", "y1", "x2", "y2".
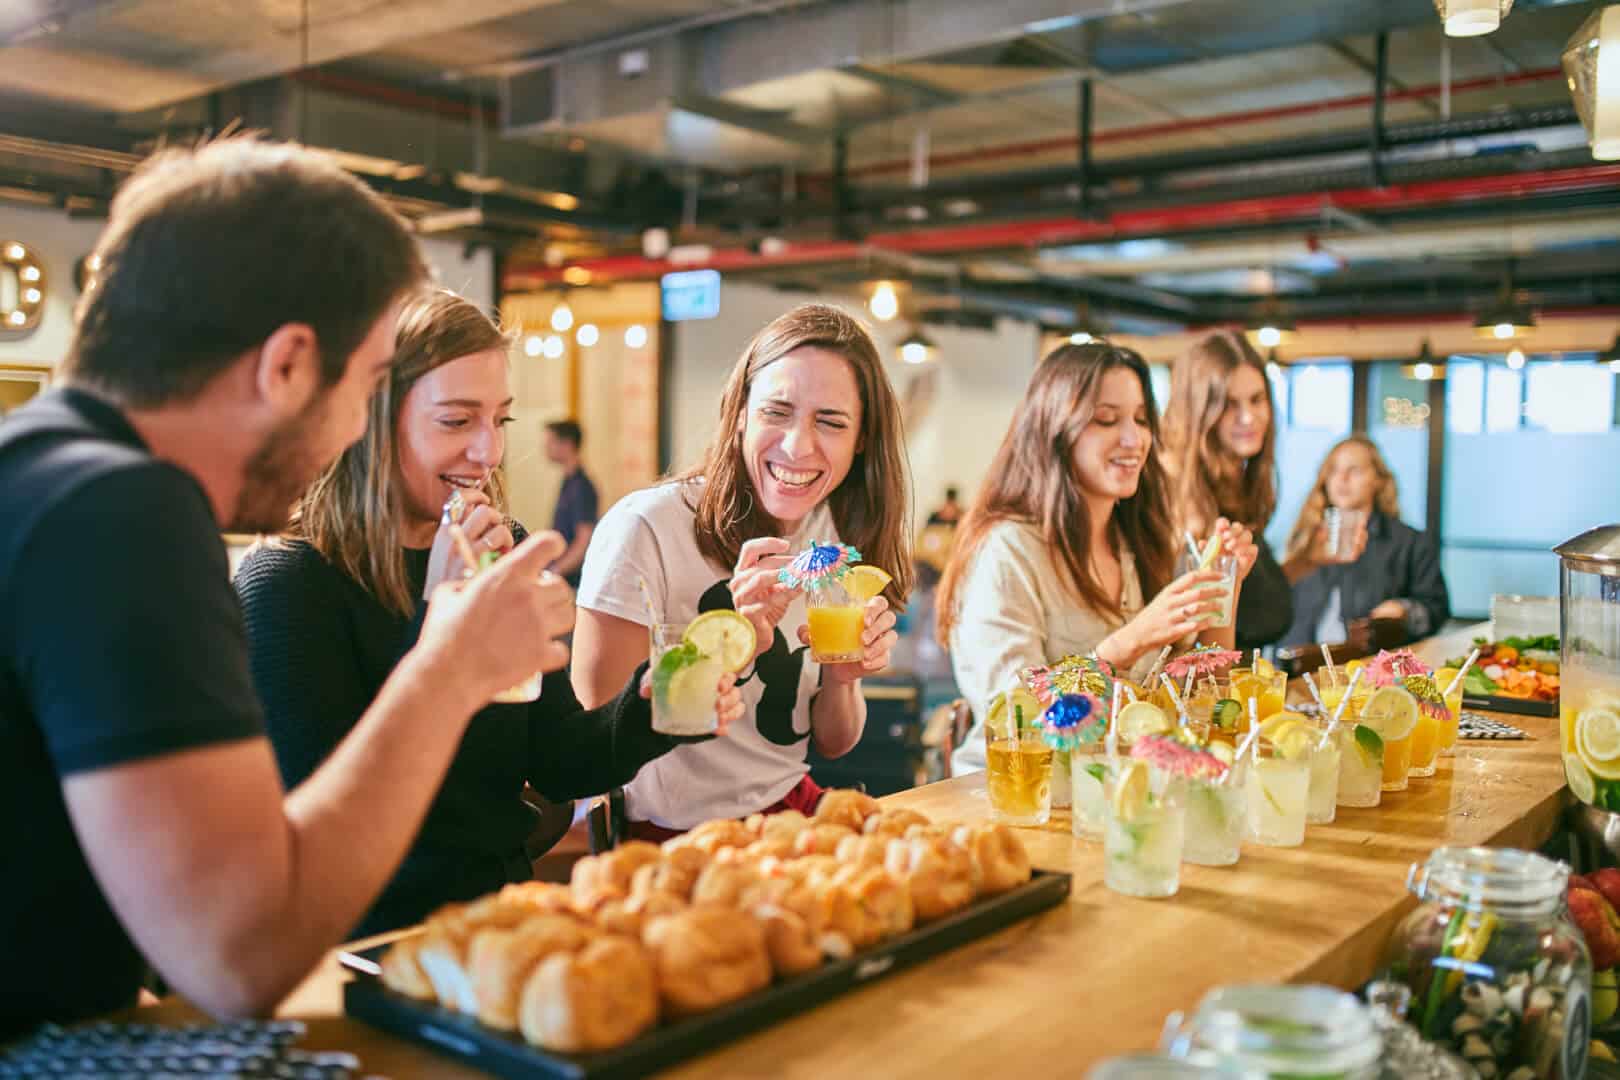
[
  {"x1": 683, "y1": 610, "x2": 757, "y2": 672},
  {"x1": 1359, "y1": 685, "x2": 1418, "y2": 743},
  {"x1": 1565, "y1": 753, "x2": 1598, "y2": 804},
  {"x1": 841, "y1": 564, "x2": 893, "y2": 603},
  {"x1": 1576, "y1": 707, "x2": 1620, "y2": 774}
]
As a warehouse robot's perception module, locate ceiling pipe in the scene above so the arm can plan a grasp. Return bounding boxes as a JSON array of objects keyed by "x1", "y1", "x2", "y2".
[
  {"x1": 804, "y1": 67, "x2": 1565, "y2": 184},
  {"x1": 505, "y1": 162, "x2": 1620, "y2": 287}
]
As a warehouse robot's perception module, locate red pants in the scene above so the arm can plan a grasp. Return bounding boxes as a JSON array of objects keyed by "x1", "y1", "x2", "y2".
[{"x1": 625, "y1": 774, "x2": 825, "y2": 844}]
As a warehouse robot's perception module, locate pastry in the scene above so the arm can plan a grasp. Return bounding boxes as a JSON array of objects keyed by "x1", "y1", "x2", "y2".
[
  {"x1": 839, "y1": 865, "x2": 915, "y2": 940},
  {"x1": 813, "y1": 789, "x2": 881, "y2": 831},
  {"x1": 642, "y1": 906, "x2": 772, "y2": 1017},
  {"x1": 630, "y1": 845, "x2": 708, "y2": 902},
  {"x1": 752, "y1": 904, "x2": 823, "y2": 977},
  {"x1": 862, "y1": 808, "x2": 932, "y2": 839},
  {"x1": 748, "y1": 808, "x2": 811, "y2": 846},
  {"x1": 691, "y1": 859, "x2": 764, "y2": 908},
  {"x1": 570, "y1": 840, "x2": 664, "y2": 911},
  {"x1": 416, "y1": 898, "x2": 544, "y2": 1013},
  {"x1": 520, "y1": 935, "x2": 659, "y2": 1053},
  {"x1": 378, "y1": 933, "x2": 434, "y2": 1000},
  {"x1": 885, "y1": 835, "x2": 977, "y2": 922},
  {"x1": 833, "y1": 833, "x2": 890, "y2": 870},
  {"x1": 680, "y1": 818, "x2": 753, "y2": 856},
  {"x1": 793, "y1": 823, "x2": 857, "y2": 857},
  {"x1": 596, "y1": 890, "x2": 688, "y2": 939},
  {"x1": 813, "y1": 879, "x2": 883, "y2": 952},
  {"x1": 469, "y1": 914, "x2": 592, "y2": 1031},
  {"x1": 952, "y1": 823, "x2": 1032, "y2": 896}
]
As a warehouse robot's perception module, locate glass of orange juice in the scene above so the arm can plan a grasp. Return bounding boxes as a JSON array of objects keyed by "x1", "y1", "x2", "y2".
[
  {"x1": 806, "y1": 580, "x2": 866, "y2": 663},
  {"x1": 1408, "y1": 704, "x2": 1442, "y2": 778},
  {"x1": 1360, "y1": 685, "x2": 1418, "y2": 792}
]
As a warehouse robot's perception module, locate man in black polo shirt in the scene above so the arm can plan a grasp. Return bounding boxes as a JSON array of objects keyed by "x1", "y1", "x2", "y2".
[{"x1": 0, "y1": 138, "x2": 573, "y2": 1037}]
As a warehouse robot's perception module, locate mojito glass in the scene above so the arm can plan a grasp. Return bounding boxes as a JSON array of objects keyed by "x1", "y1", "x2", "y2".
[
  {"x1": 1104, "y1": 762, "x2": 1184, "y2": 899},
  {"x1": 1306, "y1": 728, "x2": 1341, "y2": 825},
  {"x1": 1070, "y1": 745, "x2": 1108, "y2": 838},
  {"x1": 1180, "y1": 776, "x2": 1246, "y2": 867},
  {"x1": 1336, "y1": 724, "x2": 1384, "y2": 808},
  {"x1": 1246, "y1": 742, "x2": 1310, "y2": 847},
  {"x1": 649, "y1": 622, "x2": 723, "y2": 735}
]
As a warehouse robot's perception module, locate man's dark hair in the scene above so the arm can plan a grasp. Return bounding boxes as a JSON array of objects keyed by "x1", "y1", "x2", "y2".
[
  {"x1": 945, "y1": 486, "x2": 959, "y2": 502},
  {"x1": 545, "y1": 419, "x2": 583, "y2": 449},
  {"x1": 63, "y1": 137, "x2": 426, "y2": 408}
]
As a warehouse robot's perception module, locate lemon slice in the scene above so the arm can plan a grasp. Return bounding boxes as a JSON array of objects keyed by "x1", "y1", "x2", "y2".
[
  {"x1": 1254, "y1": 656, "x2": 1276, "y2": 678},
  {"x1": 841, "y1": 565, "x2": 893, "y2": 603},
  {"x1": 1566, "y1": 752, "x2": 1598, "y2": 804},
  {"x1": 1359, "y1": 685, "x2": 1418, "y2": 743},
  {"x1": 1208, "y1": 741, "x2": 1236, "y2": 766},
  {"x1": 1259, "y1": 711, "x2": 1310, "y2": 742},
  {"x1": 1116, "y1": 701, "x2": 1172, "y2": 740},
  {"x1": 1262, "y1": 720, "x2": 1314, "y2": 762},
  {"x1": 1252, "y1": 759, "x2": 1288, "y2": 815},
  {"x1": 1577, "y1": 707, "x2": 1620, "y2": 769},
  {"x1": 986, "y1": 687, "x2": 1043, "y2": 740},
  {"x1": 1112, "y1": 760, "x2": 1151, "y2": 822},
  {"x1": 683, "y1": 610, "x2": 757, "y2": 673},
  {"x1": 1197, "y1": 535, "x2": 1222, "y2": 571}
]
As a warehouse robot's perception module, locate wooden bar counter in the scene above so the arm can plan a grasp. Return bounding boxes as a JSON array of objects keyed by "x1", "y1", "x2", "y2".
[{"x1": 132, "y1": 626, "x2": 1571, "y2": 1077}]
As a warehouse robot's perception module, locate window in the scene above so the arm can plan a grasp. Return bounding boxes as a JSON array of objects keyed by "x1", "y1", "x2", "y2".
[{"x1": 1369, "y1": 362, "x2": 1429, "y2": 530}]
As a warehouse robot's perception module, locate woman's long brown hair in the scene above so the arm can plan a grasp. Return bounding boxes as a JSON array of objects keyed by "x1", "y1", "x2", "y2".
[
  {"x1": 676, "y1": 302, "x2": 914, "y2": 608},
  {"x1": 1161, "y1": 329, "x2": 1278, "y2": 535},
  {"x1": 287, "y1": 289, "x2": 513, "y2": 616},
  {"x1": 935, "y1": 343, "x2": 1176, "y2": 644},
  {"x1": 1284, "y1": 435, "x2": 1401, "y2": 561}
]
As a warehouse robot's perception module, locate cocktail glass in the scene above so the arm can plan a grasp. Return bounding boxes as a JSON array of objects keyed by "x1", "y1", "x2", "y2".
[
  {"x1": 1246, "y1": 739, "x2": 1310, "y2": 847},
  {"x1": 805, "y1": 579, "x2": 866, "y2": 664},
  {"x1": 987, "y1": 696, "x2": 1054, "y2": 826},
  {"x1": 1071, "y1": 745, "x2": 1108, "y2": 838},
  {"x1": 1104, "y1": 763, "x2": 1185, "y2": 898},
  {"x1": 1407, "y1": 702, "x2": 1442, "y2": 778},
  {"x1": 1305, "y1": 722, "x2": 1341, "y2": 825},
  {"x1": 1181, "y1": 772, "x2": 1247, "y2": 867},
  {"x1": 649, "y1": 622, "x2": 724, "y2": 735}
]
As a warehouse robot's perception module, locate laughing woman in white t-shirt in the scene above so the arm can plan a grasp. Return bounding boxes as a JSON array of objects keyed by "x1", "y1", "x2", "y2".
[{"x1": 572, "y1": 304, "x2": 915, "y2": 837}]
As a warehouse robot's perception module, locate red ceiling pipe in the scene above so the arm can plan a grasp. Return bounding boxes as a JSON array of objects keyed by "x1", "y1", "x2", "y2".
[
  {"x1": 504, "y1": 162, "x2": 1620, "y2": 289},
  {"x1": 807, "y1": 67, "x2": 1564, "y2": 184}
]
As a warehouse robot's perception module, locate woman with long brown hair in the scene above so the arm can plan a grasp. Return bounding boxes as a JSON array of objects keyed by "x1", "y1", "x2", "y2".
[
  {"x1": 1281, "y1": 435, "x2": 1449, "y2": 647},
  {"x1": 235, "y1": 290, "x2": 741, "y2": 934},
  {"x1": 572, "y1": 303, "x2": 911, "y2": 836},
  {"x1": 1161, "y1": 330, "x2": 1339, "y2": 651},
  {"x1": 936, "y1": 342, "x2": 1257, "y2": 773}
]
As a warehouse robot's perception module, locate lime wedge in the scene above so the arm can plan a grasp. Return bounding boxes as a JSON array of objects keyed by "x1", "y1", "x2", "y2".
[
  {"x1": 1197, "y1": 535, "x2": 1221, "y2": 571},
  {"x1": 842, "y1": 565, "x2": 893, "y2": 603},
  {"x1": 683, "y1": 610, "x2": 756, "y2": 672}
]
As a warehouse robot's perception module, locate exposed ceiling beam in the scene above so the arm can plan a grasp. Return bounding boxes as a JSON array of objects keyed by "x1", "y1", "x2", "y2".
[
  {"x1": 669, "y1": 94, "x2": 825, "y2": 146},
  {"x1": 840, "y1": 64, "x2": 960, "y2": 108}
]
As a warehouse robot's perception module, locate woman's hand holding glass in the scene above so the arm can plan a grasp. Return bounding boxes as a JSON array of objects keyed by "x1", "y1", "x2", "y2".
[
  {"x1": 424, "y1": 486, "x2": 517, "y2": 599},
  {"x1": 1122, "y1": 570, "x2": 1225, "y2": 657},
  {"x1": 798, "y1": 595, "x2": 898, "y2": 684},
  {"x1": 1211, "y1": 516, "x2": 1259, "y2": 582},
  {"x1": 638, "y1": 667, "x2": 744, "y2": 735}
]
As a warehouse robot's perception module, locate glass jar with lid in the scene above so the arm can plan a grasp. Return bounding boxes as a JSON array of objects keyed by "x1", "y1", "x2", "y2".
[
  {"x1": 1555, "y1": 525, "x2": 1620, "y2": 812},
  {"x1": 1089, "y1": 1057, "x2": 1253, "y2": 1079},
  {"x1": 1159, "y1": 983, "x2": 1382, "y2": 1078},
  {"x1": 1382, "y1": 846, "x2": 1591, "y2": 1079}
]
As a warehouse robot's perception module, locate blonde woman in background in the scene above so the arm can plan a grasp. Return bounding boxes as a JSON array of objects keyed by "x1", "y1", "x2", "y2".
[
  {"x1": 936, "y1": 342, "x2": 1257, "y2": 774},
  {"x1": 1281, "y1": 435, "x2": 1449, "y2": 648}
]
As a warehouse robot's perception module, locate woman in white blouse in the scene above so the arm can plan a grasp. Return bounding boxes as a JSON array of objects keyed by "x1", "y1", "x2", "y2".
[{"x1": 936, "y1": 342, "x2": 1258, "y2": 772}]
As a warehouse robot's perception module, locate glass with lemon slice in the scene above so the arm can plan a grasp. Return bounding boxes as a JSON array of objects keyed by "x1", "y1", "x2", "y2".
[
  {"x1": 1082, "y1": 700, "x2": 1175, "y2": 839},
  {"x1": 1247, "y1": 720, "x2": 1312, "y2": 846},
  {"x1": 985, "y1": 686, "x2": 1054, "y2": 826},
  {"x1": 1181, "y1": 742, "x2": 1246, "y2": 867},
  {"x1": 649, "y1": 610, "x2": 755, "y2": 735},
  {"x1": 1229, "y1": 661, "x2": 1287, "y2": 727},
  {"x1": 1360, "y1": 684, "x2": 1418, "y2": 792},
  {"x1": 1105, "y1": 758, "x2": 1185, "y2": 898},
  {"x1": 805, "y1": 564, "x2": 890, "y2": 664},
  {"x1": 1336, "y1": 722, "x2": 1384, "y2": 808}
]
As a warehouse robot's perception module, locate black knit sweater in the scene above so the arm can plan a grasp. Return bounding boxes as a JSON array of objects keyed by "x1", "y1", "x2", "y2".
[{"x1": 234, "y1": 533, "x2": 678, "y2": 936}]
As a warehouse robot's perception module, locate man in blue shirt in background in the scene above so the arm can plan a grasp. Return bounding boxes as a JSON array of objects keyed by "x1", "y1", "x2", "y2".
[{"x1": 545, "y1": 419, "x2": 599, "y2": 589}]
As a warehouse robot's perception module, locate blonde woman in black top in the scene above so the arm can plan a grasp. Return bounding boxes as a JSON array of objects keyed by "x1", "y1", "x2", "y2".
[{"x1": 236, "y1": 290, "x2": 742, "y2": 935}]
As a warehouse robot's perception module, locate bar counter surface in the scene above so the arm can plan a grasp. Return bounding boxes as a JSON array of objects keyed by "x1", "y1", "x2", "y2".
[{"x1": 124, "y1": 625, "x2": 1570, "y2": 1077}]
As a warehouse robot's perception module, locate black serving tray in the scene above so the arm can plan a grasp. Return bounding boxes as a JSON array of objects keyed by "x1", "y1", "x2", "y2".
[
  {"x1": 341, "y1": 869, "x2": 1071, "y2": 1079},
  {"x1": 1462, "y1": 691, "x2": 1557, "y2": 719}
]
